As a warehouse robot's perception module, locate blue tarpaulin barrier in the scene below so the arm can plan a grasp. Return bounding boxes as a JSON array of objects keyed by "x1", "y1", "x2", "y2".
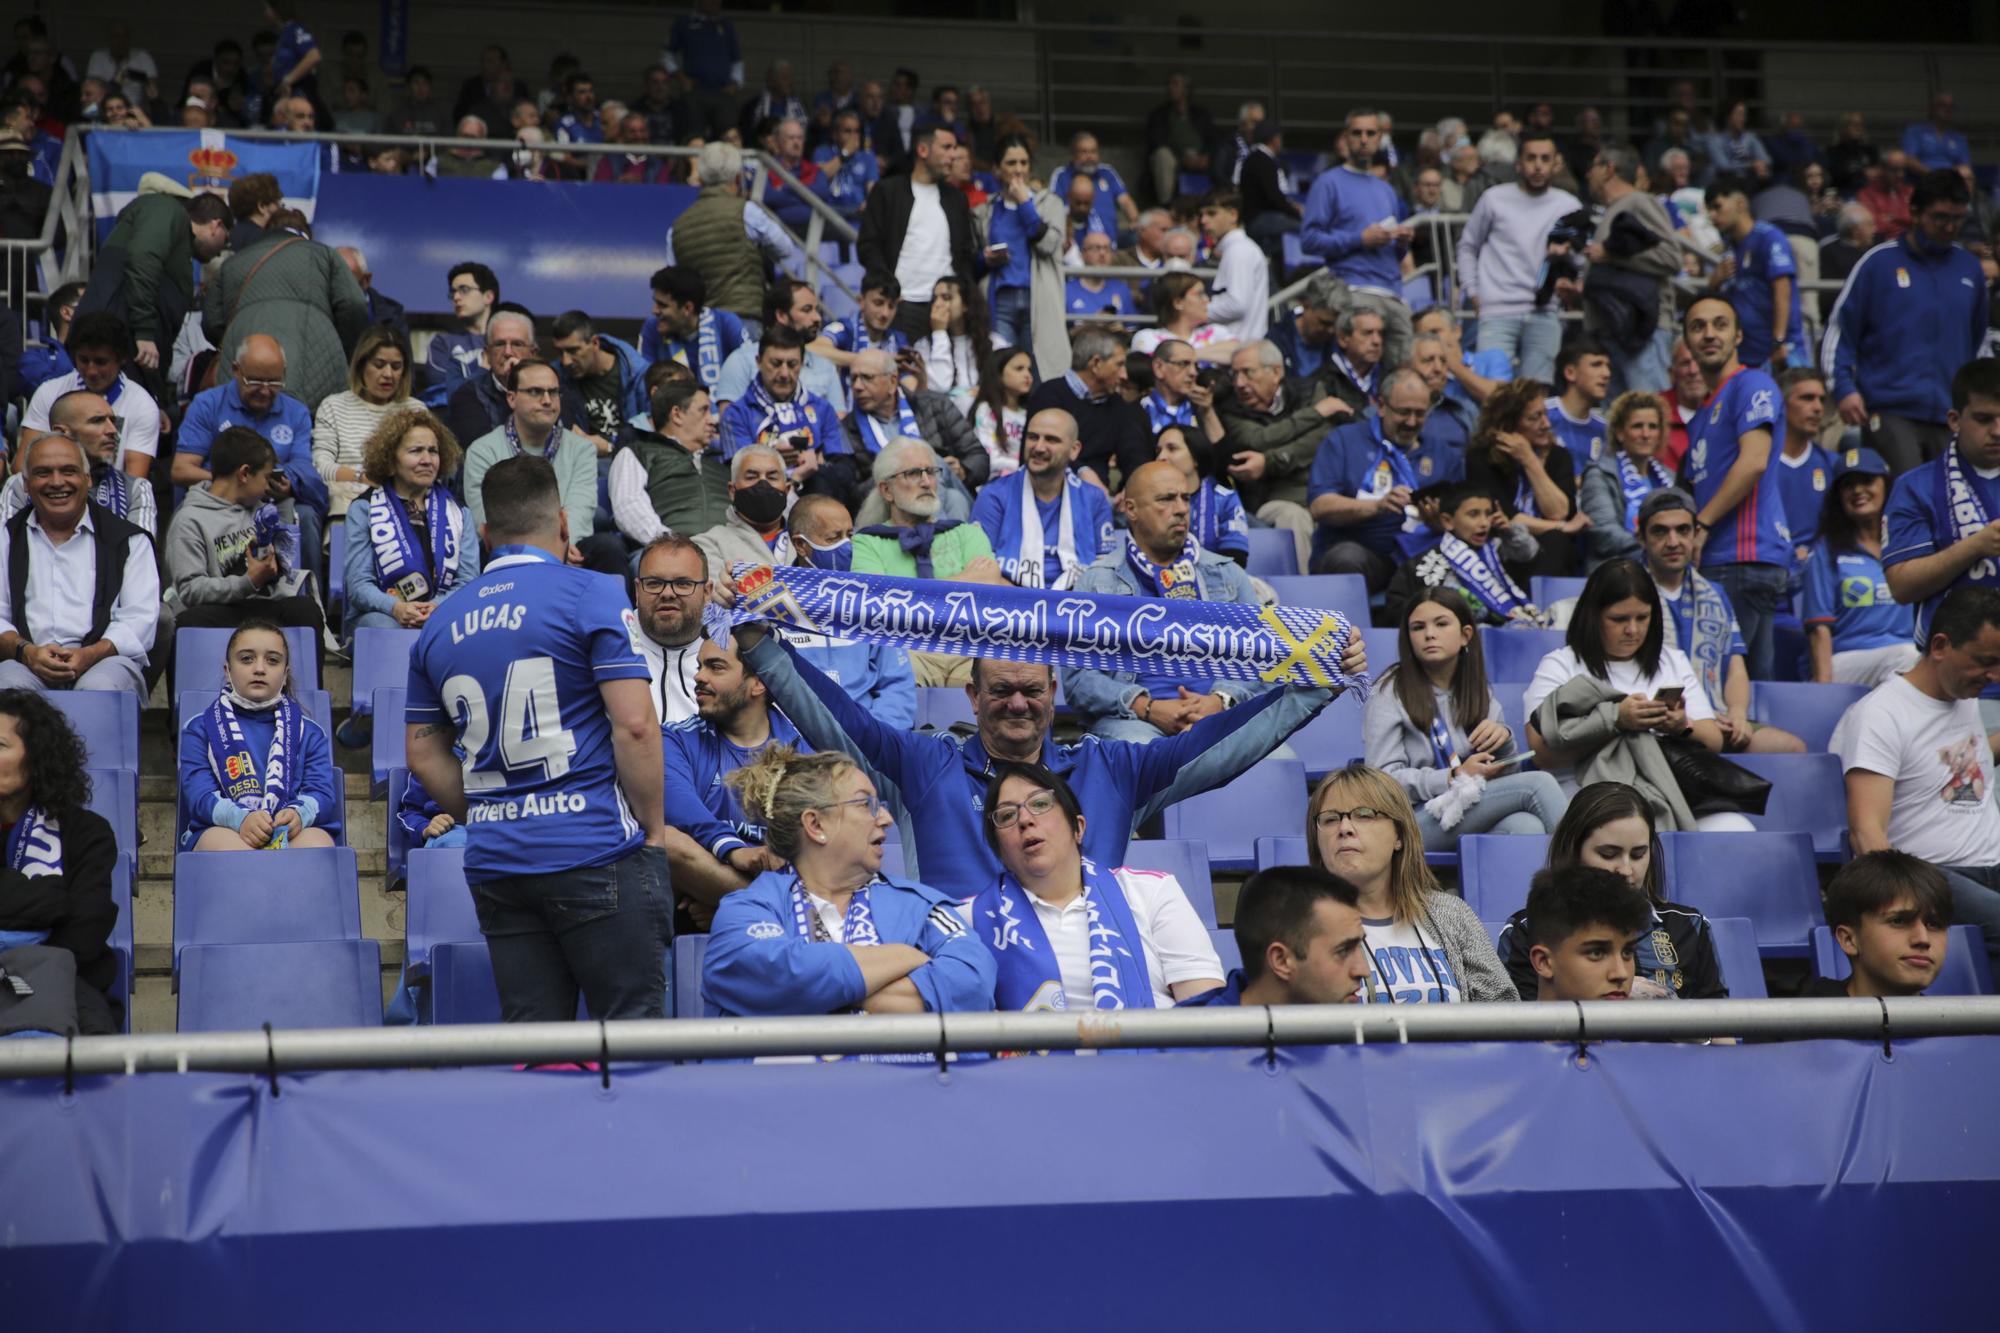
[
  {"x1": 311, "y1": 174, "x2": 698, "y2": 323},
  {"x1": 1, "y1": 1038, "x2": 1993, "y2": 1328}
]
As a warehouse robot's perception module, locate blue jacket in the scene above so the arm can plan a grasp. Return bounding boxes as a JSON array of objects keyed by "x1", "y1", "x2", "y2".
[
  {"x1": 778, "y1": 626, "x2": 916, "y2": 730},
  {"x1": 744, "y1": 632, "x2": 1332, "y2": 899},
  {"x1": 1061, "y1": 545, "x2": 1272, "y2": 722},
  {"x1": 585, "y1": 333, "x2": 653, "y2": 426},
  {"x1": 177, "y1": 704, "x2": 340, "y2": 845},
  {"x1": 661, "y1": 708, "x2": 807, "y2": 862},
  {"x1": 1824, "y1": 235, "x2": 1990, "y2": 423},
  {"x1": 718, "y1": 388, "x2": 844, "y2": 459},
  {"x1": 702, "y1": 870, "x2": 996, "y2": 1017}
]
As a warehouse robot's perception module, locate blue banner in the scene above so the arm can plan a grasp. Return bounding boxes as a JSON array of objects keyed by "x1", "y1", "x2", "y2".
[
  {"x1": 377, "y1": 0, "x2": 410, "y2": 77},
  {"x1": 722, "y1": 564, "x2": 1366, "y2": 691},
  {"x1": 87, "y1": 130, "x2": 322, "y2": 240}
]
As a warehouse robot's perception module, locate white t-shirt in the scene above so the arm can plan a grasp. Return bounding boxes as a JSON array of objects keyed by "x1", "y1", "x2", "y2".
[
  {"x1": 971, "y1": 866, "x2": 1221, "y2": 1009},
  {"x1": 1522, "y1": 645, "x2": 1716, "y2": 783},
  {"x1": 1362, "y1": 915, "x2": 1463, "y2": 1005},
  {"x1": 23, "y1": 372, "x2": 161, "y2": 468},
  {"x1": 894, "y1": 180, "x2": 954, "y2": 302},
  {"x1": 638, "y1": 634, "x2": 700, "y2": 726},
  {"x1": 1832, "y1": 674, "x2": 2000, "y2": 867}
]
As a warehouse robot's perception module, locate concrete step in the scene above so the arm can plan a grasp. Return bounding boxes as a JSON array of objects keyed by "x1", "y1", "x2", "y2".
[
  {"x1": 137, "y1": 770, "x2": 377, "y2": 803},
  {"x1": 136, "y1": 796, "x2": 388, "y2": 849}
]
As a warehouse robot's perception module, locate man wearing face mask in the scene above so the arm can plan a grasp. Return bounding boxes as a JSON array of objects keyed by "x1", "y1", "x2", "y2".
[
  {"x1": 1825, "y1": 168, "x2": 1988, "y2": 474},
  {"x1": 772, "y1": 493, "x2": 915, "y2": 729},
  {"x1": 695, "y1": 446, "x2": 795, "y2": 580}
]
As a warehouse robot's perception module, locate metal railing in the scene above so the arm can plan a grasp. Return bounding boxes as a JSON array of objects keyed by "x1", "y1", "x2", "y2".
[
  {"x1": 2, "y1": 997, "x2": 1996, "y2": 1079},
  {"x1": 1, "y1": 130, "x2": 94, "y2": 352}
]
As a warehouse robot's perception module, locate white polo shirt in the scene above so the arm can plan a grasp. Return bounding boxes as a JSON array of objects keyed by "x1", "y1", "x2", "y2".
[
  {"x1": 23, "y1": 372, "x2": 161, "y2": 469},
  {"x1": 967, "y1": 866, "x2": 1221, "y2": 1009}
]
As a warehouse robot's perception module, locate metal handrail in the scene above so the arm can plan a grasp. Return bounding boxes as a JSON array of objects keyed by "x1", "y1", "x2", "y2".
[
  {"x1": 1, "y1": 997, "x2": 1995, "y2": 1079},
  {"x1": 0, "y1": 129, "x2": 92, "y2": 350}
]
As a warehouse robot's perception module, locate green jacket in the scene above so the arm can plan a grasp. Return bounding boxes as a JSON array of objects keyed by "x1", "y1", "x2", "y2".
[
  {"x1": 853, "y1": 523, "x2": 994, "y2": 579},
  {"x1": 627, "y1": 433, "x2": 732, "y2": 539},
  {"x1": 79, "y1": 193, "x2": 192, "y2": 346}
]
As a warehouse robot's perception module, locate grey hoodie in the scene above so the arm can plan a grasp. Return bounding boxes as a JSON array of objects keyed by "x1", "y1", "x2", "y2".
[{"x1": 164, "y1": 482, "x2": 276, "y2": 607}]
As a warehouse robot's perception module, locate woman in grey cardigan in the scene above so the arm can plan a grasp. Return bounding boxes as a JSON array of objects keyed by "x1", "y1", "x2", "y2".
[
  {"x1": 1365, "y1": 591, "x2": 1568, "y2": 851},
  {"x1": 1577, "y1": 391, "x2": 1674, "y2": 571},
  {"x1": 1306, "y1": 762, "x2": 1520, "y2": 1003}
]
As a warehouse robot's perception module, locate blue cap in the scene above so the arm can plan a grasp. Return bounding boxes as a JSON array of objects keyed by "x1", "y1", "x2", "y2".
[{"x1": 1832, "y1": 446, "x2": 1891, "y2": 484}]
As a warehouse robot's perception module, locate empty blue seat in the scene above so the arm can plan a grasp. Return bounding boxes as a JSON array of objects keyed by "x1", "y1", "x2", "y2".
[
  {"x1": 1254, "y1": 834, "x2": 1310, "y2": 870},
  {"x1": 1457, "y1": 833, "x2": 1553, "y2": 921},
  {"x1": 1488, "y1": 680, "x2": 1529, "y2": 735},
  {"x1": 178, "y1": 939, "x2": 383, "y2": 1031},
  {"x1": 1208, "y1": 927, "x2": 1242, "y2": 973},
  {"x1": 1479, "y1": 627, "x2": 1565, "y2": 688},
  {"x1": 1529, "y1": 575, "x2": 1586, "y2": 608},
  {"x1": 1175, "y1": 171, "x2": 1211, "y2": 198},
  {"x1": 1125, "y1": 838, "x2": 1216, "y2": 930},
  {"x1": 85, "y1": 767, "x2": 137, "y2": 852},
  {"x1": 174, "y1": 625, "x2": 320, "y2": 695},
  {"x1": 1162, "y1": 756, "x2": 1307, "y2": 872},
  {"x1": 1284, "y1": 690, "x2": 1367, "y2": 781},
  {"x1": 1245, "y1": 528, "x2": 1300, "y2": 578},
  {"x1": 918, "y1": 686, "x2": 975, "y2": 732},
  {"x1": 1749, "y1": 681, "x2": 1869, "y2": 753},
  {"x1": 673, "y1": 933, "x2": 708, "y2": 1019},
  {"x1": 1261, "y1": 574, "x2": 1371, "y2": 629},
  {"x1": 1280, "y1": 231, "x2": 1310, "y2": 274},
  {"x1": 1707, "y1": 915, "x2": 1768, "y2": 999},
  {"x1": 1727, "y1": 752, "x2": 1848, "y2": 859},
  {"x1": 431, "y1": 940, "x2": 501, "y2": 1025},
  {"x1": 1661, "y1": 831, "x2": 1822, "y2": 957},
  {"x1": 47, "y1": 691, "x2": 139, "y2": 771},
  {"x1": 406, "y1": 847, "x2": 480, "y2": 985},
  {"x1": 350, "y1": 625, "x2": 420, "y2": 716},
  {"x1": 173, "y1": 846, "x2": 362, "y2": 969},
  {"x1": 1811, "y1": 924, "x2": 1993, "y2": 996},
  {"x1": 372, "y1": 687, "x2": 407, "y2": 796}
]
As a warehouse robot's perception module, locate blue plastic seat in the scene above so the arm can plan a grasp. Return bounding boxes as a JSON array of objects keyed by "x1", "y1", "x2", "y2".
[
  {"x1": 1280, "y1": 231, "x2": 1309, "y2": 274},
  {"x1": 1360, "y1": 628, "x2": 1401, "y2": 677},
  {"x1": 1162, "y1": 756, "x2": 1307, "y2": 873},
  {"x1": 1748, "y1": 681, "x2": 1870, "y2": 753},
  {"x1": 406, "y1": 847, "x2": 480, "y2": 986},
  {"x1": 673, "y1": 933, "x2": 709, "y2": 1019},
  {"x1": 350, "y1": 625, "x2": 420, "y2": 717},
  {"x1": 174, "y1": 624, "x2": 320, "y2": 696},
  {"x1": 85, "y1": 767, "x2": 137, "y2": 853},
  {"x1": 1175, "y1": 171, "x2": 1211, "y2": 198},
  {"x1": 1284, "y1": 690, "x2": 1367, "y2": 782},
  {"x1": 107, "y1": 855, "x2": 133, "y2": 1028},
  {"x1": 178, "y1": 939, "x2": 383, "y2": 1031},
  {"x1": 1208, "y1": 927, "x2": 1242, "y2": 974},
  {"x1": 1254, "y1": 834, "x2": 1310, "y2": 870},
  {"x1": 1478, "y1": 627, "x2": 1565, "y2": 688},
  {"x1": 46, "y1": 691, "x2": 139, "y2": 772},
  {"x1": 1261, "y1": 574, "x2": 1370, "y2": 628},
  {"x1": 1529, "y1": 575, "x2": 1586, "y2": 608},
  {"x1": 431, "y1": 940, "x2": 501, "y2": 1025},
  {"x1": 1707, "y1": 915, "x2": 1768, "y2": 999},
  {"x1": 1727, "y1": 752, "x2": 1848, "y2": 860},
  {"x1": 1457, "y1": 834, "x2": 1553, "y2": 922},
  {"x1": 1661, "y1": 831, "x2": 1822, "y2": 957},
  {"x1": 1488, "y1": 680, "x2": 1529, "y2": 735},
  {"x1": 1245, "y1": 528, "x2": 1300, "y2": 577},
  {"x1": 372, "y1": 687, "x2": 407, "y2": 796},
  {"x1": 918, "y1": 686, "x2": 975, "y2": 732},
  {"x1": 1125, "y1": 838, "x2": 1216, "y2": 930},
  {"x1": 1811, "y1": 924, "x2": 1993, "y2": 996},
  {"x1": 172, "y1": 846, "x2": 362, "y2": 969}
]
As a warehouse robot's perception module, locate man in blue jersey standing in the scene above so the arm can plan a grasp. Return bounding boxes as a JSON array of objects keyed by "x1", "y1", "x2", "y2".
[
  {"x1": 1705, "y1": 177, "x2": 1803, "y2": 372},
  {"x1": 405, "y1": 456, "x2": 671, "y2": 1021},
  {"x1": 1681, "y1": 296, "x2": 1791, "y2": 681}
]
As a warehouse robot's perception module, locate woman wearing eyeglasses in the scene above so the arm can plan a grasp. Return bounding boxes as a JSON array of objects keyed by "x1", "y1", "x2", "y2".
[
  {"x1": 701, "y1": 745, "x2": 996, "y2": 1018},
  {"x1": 1306, "y1": 764, "x2": 1518, "y2": 1003},
  {"x1": 341, "y1": 407, "x2": 480, "y2": 638},
  {"x1": 970, "y1": 762, "x2": 1223, "y2": 1010}
]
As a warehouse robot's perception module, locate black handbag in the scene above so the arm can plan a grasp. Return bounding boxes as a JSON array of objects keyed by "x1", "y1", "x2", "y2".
[{"x1": 1656, "y1": 733, "x2": 1772, "y2": 817}]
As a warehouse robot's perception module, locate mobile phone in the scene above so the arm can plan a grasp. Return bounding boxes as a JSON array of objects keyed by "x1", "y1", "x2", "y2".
[
  {"x1": 988, "y1": 241, "x2": 1010, "y2": 256},
  {"x1": 1654, "y1": 687, "x2": 1685, "y2": 706},
  {"x1": 1485, "y1": 751, "x2": 1534, "y2": 770}
]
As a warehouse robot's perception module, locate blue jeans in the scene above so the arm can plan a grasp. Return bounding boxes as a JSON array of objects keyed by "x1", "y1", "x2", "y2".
[
  {"x1": 470, "y1": 844, "x2": 671, "y2": 1021},
  {"x1": 990, "y1": 285, "x2": 1030, "y2": 351},
  {"x1": 1707, "y1": 561, "x2": 1788, "y2": 681},
  {"x1": 1609, "y1": 324, "x2": 1675, "y2": 397},
  {"x1": 1415, "y1": 770, "x2": 1569, "y2": 852},
  {"x1": 1936, "y1": 863, "x2": 2000, "y2": 974},
  {"x1": 1474, "y1": 311, "x2": 1564, "y2": 384}
]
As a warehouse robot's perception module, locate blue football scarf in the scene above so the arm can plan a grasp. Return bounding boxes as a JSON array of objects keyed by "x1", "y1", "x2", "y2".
[
  {"x1": 973, "y1": 858, "x2": 1155, "y2": 1011},
  {"x1": 1124, "y1": 534, "x2": 1205, "y2": 600},
  {"x1": 91, "y1": 463, "x2": 130, "y2": 519},
  {"x1": 0, "y1": 808, "x2": 64, "y2": 949},
  {"x1": 790, "y1": 876, "x2": 883, "y2": 949},
  {"x1": 856, "y1": 520, "x2": 962, "y2": 579},
  {"x1": 694, "y1": 308, "x2": 725, "y2": 389},
  {"x1": 1424, "y1": 711, "x2": 1458, "y2": 769},
  {"x1": 368, "y1": 485, "x2": 461, "y2": 602},
  {"x1": 1662, "y1": 572, "x2": 1733, "y2": 712},
  {"x1": 1941, "y1": 444, "x2": 2000, "y2": 587},
  {"x1": 1142, "y1": 391, "x2": 1193, "y2": 434},
  {"x1": 503, "y1": 417, "x2": 563, "y2": 461},
  {"x1": 205, "y1": 691, "x2": 305, "y2": 815},
  {"x1": 1616, "y1": 453, "x2": 1674, "y2": 530},
  {"x1": 857, "y1": 394, "x2": 922, "y2": 456},
  {"x1": 1438, "y1": 533, "x2": 1534, "y2": 620},
  {"x1": 1189, "y1": 479, "x2": 1219, "y2": 551},
  {"x1": 722, "y1": 564, "x2": 1365, "y2": 692},
  {"x1": 745, "y1": 376, "x2": 809, "y2": 445}
]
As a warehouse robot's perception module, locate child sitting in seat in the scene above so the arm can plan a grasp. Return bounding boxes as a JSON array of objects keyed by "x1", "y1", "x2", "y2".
[
  {"x1": 1522, "y1": 864, "x2": 1651, "y2": 1002},
  {"x1": 395, "y1": 771, "x2": 465, "y2": 849},
  {"x1": 178, "y1": 619, "x2": 340, "y2": 851},
  {"x1": 1385, "y1": 483, "x2": 1549, "y2": 628}
]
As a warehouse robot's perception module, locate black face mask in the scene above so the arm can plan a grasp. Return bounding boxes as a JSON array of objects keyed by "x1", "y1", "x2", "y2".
[{"x1": 732, "y1": 480, "x2": 787, "y2": 525}]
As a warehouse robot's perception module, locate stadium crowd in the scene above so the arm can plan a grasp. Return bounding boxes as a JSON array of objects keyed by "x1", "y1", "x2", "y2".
[{"x1": 0, "y1": 6, "x2": 1997, "y2": 1036}]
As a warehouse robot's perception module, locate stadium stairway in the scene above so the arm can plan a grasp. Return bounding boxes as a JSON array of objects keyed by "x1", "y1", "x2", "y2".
[{"x1": 130, "y1": 658, "x2": 401, "y2": 1033}]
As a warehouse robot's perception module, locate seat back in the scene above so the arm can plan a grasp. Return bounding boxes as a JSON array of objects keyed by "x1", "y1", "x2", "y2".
[
  {"x1": 178, "y1": 939, "x2": 383, "y2": 1031},
  {"x1": 431, "y1": 940, "x2": 502, "y2": 1025},
  {"x1": 1254, "y1": 835, "x2": 1311, "y2": 870},
  {"x1": 1283, "y1": 690, "x2": 1367, "y2": 781},
  {"x1": 351, "y1": 625, "x2": 420, "y2": 715},
  {"x1": 1706, "y1": 916, "x2": 1768, "y2": 999},
  {"x1": 172, "y1": 846, "x2": 362, "y2": 967},
  {"x1": 673, "y1": 933, "x2": 709, "y2": 1018},
  {"x1": 406, "y1": 848, "x2": 481, "y2": 980},
  {"x1": 47, "y1": 691, "x2": 140, "y2": 772},
  {"x1": 175, "y1": 625, "x2": 321, "y2": 694},
  {"x1": 1488, "y1": 680, "x2": 1529, "y2": 735},
  {"x1": 1529, "y1": 575, "x2": 1586, "y2": 609},
  {"x1": 1457, "y1": 834, "x2": 1553, "y2": 921},
  {"x1": 327, "y1": 520, "x2": 348, "y2": 622},
  {"x1": 1748, "y1": 681, "x2": 1870, "y2": 752},
  {"x1": 1124, "y1": 839, "x2": 1216, "y2": 930},
  {"x1": 917, "y1": 686, "x2": 975, "y2": 732},
  {"x1": 1208, "y1": 927, "x2": 1242, "y2": 973},
  {"x1": 1478, "y1": 627, "x2": 1566, "y2": 686},
  {"x1": 1661, "y1": 831, "x2": 1822, "y2": 955},
  {"x1": 1245, "y1": 528, "x2": 1300, "y2": 577},
  {"x1": 372, "y1": 686, "x2": 408, "y2": 795},
  {"x1": 1261, "y1": 574, "x2": 1371, "y2": 628},
  {"x1": 85, "y1": 767, "x2": 137, "y2": 854},
  {"x1": 1811, "y1": 924, "x2": 1994, "y2": 997},
  {"x1": 1727, "y1": 752, "x2": 1847, "y2": 858},
  {"x1": 1161, "y1": 756, "x2": 1307, "y2": 872}
]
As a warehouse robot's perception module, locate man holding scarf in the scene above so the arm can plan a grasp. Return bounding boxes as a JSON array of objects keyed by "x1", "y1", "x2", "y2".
[
  {"x1": 0, "y1": 391, "x2": 155, "y2": 536},
  {"x1": 717, "y1": 328, "x2": 848, "y2": 500},
  {"x1": 641, "y1": 266, "x2": 745, "y2": 396},
  {"x1": 461, "y1": 359, "x2": 609, "y2": 567},
  {"x1": 1639, "y1": 489, "x2": 1804, "y2": 754},
  {"x1": 1307, "y1": 368, "x2": 1461, "y2": 588},
  {"x1": 972, "y1": 409, "x2": 1116, "y2": 590},
  {"x1": 1884, "y1": 360, "x2": 2000, "y2": 728},
  {"x1": 1063, "y1": 460, "x2": 1267, "y2": 742}
]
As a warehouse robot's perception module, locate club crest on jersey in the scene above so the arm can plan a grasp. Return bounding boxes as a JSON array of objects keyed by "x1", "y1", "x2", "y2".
[
  {"x1": 1896, "y1": 267, "x2": 1911, "y2": 288},
  {"x1": 1813, "y1": 468, "x2": 1825, "y2": 491},
  {"x1": 1750, "y1": 389, "x2": 1773, "y2": 418},
  {"x1": 746, "y1": 921, "x2": 783, "y2": 940},
  {"x1": 1650, "y1": 928, "x2": 1679, "y2": 967}
]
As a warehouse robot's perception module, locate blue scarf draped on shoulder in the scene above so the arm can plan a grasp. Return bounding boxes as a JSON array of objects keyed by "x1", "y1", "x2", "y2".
[
  {"x1": 366, "y1": 485, "x2": 462, "y2": 602},
  {"x1": 857, "y1": 520, "x2": 963, "y2": 579},
  {"x1": 0, "y1": 809, "x2": 64, "y2": 949},
  {"x1": 204, "y1": 692, "x2": 305, "y2": 815},
  {"x1": 972, "y1": 858, "x2": 1155, "y2": 1011},
  {"x1": 1662, "y1": 572, "x2": 1732, "y2": 709}
]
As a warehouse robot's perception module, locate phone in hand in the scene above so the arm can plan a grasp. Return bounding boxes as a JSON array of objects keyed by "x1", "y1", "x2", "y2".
[
  {"x1": 988, "y1": 241, "x2": 1010, "y2": 257},
  {"x1": 1653, "y1": 687, "x2": 1685, "y2": 707},
  {"x1": 1484, "y1": 751, "x2": 1534, "y2": 771}
]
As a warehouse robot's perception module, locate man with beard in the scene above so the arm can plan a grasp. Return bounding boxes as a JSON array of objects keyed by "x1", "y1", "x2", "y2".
[
  {"x1": 631, "y1": 534, "x2": 711, "y2": 725},
  {"x1": 971, "y1": 408, "x2": 1116, "y2": 590},
  {"x1": 641, "y1": 266, "x2": 745, "y2": 396},
  {"x1": 1456, "y1": 130, "x2": 1582, "y2": 383},
  {"x1": 1302, "y1": 107, "x2": 1415, "y2": 367},
  {"x1": 714, "y1": 277, "x2": 847, "y2": 413}
]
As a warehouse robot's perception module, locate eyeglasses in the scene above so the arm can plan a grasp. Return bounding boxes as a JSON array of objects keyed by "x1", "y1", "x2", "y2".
[
  {"x1": 1314, "y1": 806, "x2": 1387, "y2": 829},
  {"x1": 989, "y1": 790, "x2": 1059, "y2": 829},
  {"x1": 448, "y1": 283, "x2": 483, "y2": 296},
  {"x1": 512, "y1": 385, "x2": 560, "y2": 399},
  {"x1": 818, "y1": 793, "x2": 888, "y2": 819},
  {"x1": 889, "y1": 465, "x2": 941, "y2": 484},
  {"x1": 1158, "y1": 357, "x2": 1196, "y2": 370},
  {"x1": 635, "y1": 575, "x2": 703, "y2": 597},
  {"x1": 239, "y1": 377, "x2": 284, "y2": 390}
]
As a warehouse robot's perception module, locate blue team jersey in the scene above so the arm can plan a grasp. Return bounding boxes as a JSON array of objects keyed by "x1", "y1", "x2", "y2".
[
  {"x1": 1723, "y1": 222, "x2": 1802, "y2": 366},
  {"x1": 1773, "y1": 444, "x2": 1834, "y2": 560},
  {"x1": 272, "y1": 22, "x2": 318, "y2": 87},
  {"x1": 1306, "y1": 418, "x2": 1464, "y2": 562},
  {"x1": 406, "y1": 548, "x2": 651, "y2": 882},
  {"x1": 1800, "y1": 540, "x2": 1913, "y2": 653},
  {"x1": 1065, "y1": 280, "x2": 1131, "y2": 317},
  {"x1": 1884, "y1": 448, "x2": 2000, "y2": 684},
  {"x1": 1685, "y1": 366, "x2": 1790, "y2": 569},
  {"x1": 1544, "y1": 397, "x2": 1607, "y2": 471}
]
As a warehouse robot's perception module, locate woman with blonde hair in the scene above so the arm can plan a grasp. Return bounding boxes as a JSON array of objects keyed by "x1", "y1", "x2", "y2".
[
  {"x1": 701, "y1": 745, "x2": 995, "y2": 1018},
  {"x1": 1577, "y1": 390, "x2": 1674, "y2": 570},
  {"x1": 340, "y1": 406, "x2": 478, "y2": 637},
  {"x1": 312, "y1": 325, "x2": 423, "y2": 517},
  {"x1": 1305, "y1": 764, "x2": 1518, "y2": 1003}
]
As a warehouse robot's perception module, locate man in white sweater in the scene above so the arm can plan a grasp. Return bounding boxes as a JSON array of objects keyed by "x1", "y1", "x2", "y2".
[
  {"x1": 1454, "y1": 131, "x2": 1580, "y2": 384},
  {"x1": 1199, "y1": 190, "x2": 1268, "y2": 343}
]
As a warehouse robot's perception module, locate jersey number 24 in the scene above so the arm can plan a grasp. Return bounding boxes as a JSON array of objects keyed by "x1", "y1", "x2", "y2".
[{"x1": 441, "y1": 657, "x2": 578, "y2": 791}]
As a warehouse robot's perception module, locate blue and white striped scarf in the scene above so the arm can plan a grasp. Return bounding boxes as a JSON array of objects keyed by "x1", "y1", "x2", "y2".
[
  {"x1": 973, "y1": 858, "x2": 1154, "y2": 1011},
  {"x1": 205, "y1": 692, "x2": 305, "y2": 815},
  {"x1": 1438, "y1": 533, "x2": 1534, "y2": 621}
]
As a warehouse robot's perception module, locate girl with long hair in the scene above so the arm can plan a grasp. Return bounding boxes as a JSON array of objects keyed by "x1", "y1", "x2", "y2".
[{"x1": 971, "y1": 346, "x2": 1033, "y2": 479}]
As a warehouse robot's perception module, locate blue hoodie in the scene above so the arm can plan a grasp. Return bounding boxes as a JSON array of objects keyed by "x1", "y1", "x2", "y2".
[
  {"x1": 744, "y1": 632, "x2": 1333, "y2": 900},
  {"x1": 1823, "y1": 235, "x2": 1989, "y2": 423},
  {"x1": 587, "y1": 333, "x2": 654, "y2": 426}
]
